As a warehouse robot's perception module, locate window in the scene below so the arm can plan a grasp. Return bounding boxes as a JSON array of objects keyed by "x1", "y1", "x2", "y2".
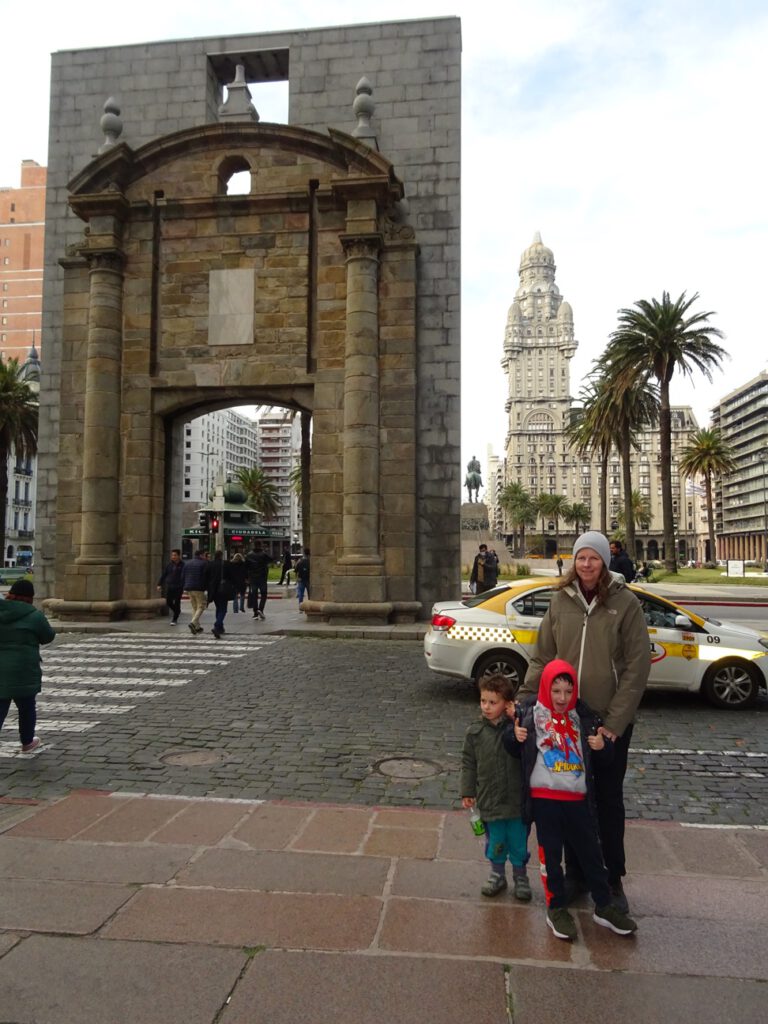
[{"x1": 511, "y1": 589, "x2": 554, "y2": 618}]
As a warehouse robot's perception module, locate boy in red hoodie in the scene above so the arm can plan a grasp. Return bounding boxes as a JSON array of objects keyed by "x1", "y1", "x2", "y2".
[{"x1": 505, "y1": 658, "x2": 637, "y2": 941}]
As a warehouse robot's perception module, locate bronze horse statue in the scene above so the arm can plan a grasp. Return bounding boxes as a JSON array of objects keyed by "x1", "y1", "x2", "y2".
[{"x1": 465, "y1": 456, "x2": 482, "y2": 503}]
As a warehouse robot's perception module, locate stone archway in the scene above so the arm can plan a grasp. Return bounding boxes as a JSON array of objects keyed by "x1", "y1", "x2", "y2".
[{"x1": 45, "y1": 123, "x2": 422, "y2": 624}]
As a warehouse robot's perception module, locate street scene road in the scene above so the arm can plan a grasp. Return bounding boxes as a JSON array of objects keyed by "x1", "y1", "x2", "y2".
[{"x1": 1, "y1": 625, "x2": 765, "y2": 825}]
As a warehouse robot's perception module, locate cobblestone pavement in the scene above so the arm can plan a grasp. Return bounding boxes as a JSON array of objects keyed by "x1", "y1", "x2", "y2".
[{"x1": 0, "y1": 633, "x2": 766, "y2": 825}]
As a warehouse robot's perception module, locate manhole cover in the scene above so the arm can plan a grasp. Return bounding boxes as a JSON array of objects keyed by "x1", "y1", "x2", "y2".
[
  {"x1": 160, "y1": 749, "x2": 224, "y2": 767},
  {"x1": 375, "y1": 757, "x2": 442, "y2": 779}
]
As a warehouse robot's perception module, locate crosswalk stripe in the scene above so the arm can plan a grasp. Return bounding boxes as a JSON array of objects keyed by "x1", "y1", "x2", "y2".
[
  {"x1": 46, "y1": 688, "x2": 162, "y2": 698},
  {"x1": 43, "y1": 674, "x2": 189, "y2": 687},
  {"x1": 46, "y1": 656, "x2": 230, "y2": 666},
  {"x1": 37, "y1": 701, "x2": 135, "y2": 714},
  {"x1": 43, "y1": 663, "x2": 209, "y2": 675}
]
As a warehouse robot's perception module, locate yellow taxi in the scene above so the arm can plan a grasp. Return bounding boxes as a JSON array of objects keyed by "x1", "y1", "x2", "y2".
[{"x1": 424, "y1": 580, "x2": 768, "y2": 709}]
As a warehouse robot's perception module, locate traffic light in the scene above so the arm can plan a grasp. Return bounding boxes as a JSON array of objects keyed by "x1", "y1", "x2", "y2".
[
  {"x1": 210, "y1": 516, "x2": 219, "y2": 532},
  {"x1": 198, "y1": 511, "x2": 208, "y2": 530}
]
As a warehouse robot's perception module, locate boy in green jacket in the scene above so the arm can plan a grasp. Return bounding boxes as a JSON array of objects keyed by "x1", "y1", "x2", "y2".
[
  {"x1": 460, "y1": 674, "x2": 531, "y2": 900},
  {"x1": 0, "y1": 579, "x2": 56, "y2": 752}
]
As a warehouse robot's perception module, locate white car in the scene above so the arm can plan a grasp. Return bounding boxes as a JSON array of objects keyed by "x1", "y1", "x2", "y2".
[{"x1": 424, "y1": 581, "x2": 768, "y2": 710}]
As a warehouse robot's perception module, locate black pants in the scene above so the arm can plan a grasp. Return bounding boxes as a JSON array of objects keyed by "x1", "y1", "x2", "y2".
[
  {"x1": 165, "y1": 587, "x2": 182, "y2": 622},
  {"x1": 565, "y1": 724, "x2": 633, "y2": 883},
  {"x1": 534, "y1": 798, "x2": 611, "y2": 909},
  {"x1": 248, "y1": 579, "x2": 267, "y2": 614}
]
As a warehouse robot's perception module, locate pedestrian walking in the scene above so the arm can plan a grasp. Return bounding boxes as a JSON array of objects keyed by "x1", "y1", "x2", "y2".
[
  {"x1": 556, "y1": 556, "x2": 564, "y2": 577},
  {"x1": 295, "y1": 548, "x2": 310, "y2": 608},
  {"x1": 181, "y1": 549, "x2": 210, "y2": 635},
  {"x1": 245, "y1": 542, "x2": 272, "y2": 621},
  {"x1": 470, "y1": 543, "x2": 498, "y2": 594},
  {"x1": 506, "y1": 659, "x2": 638, "y2": 941},
  {"x1": 460, "y1": 674, "x2": 531, "y2": 902},
  {"x1": 0, "y1": 579, "x2": 56, "y2": 753},
  {"x1": 278, "y1": 547, "x2": 293, "y2": 585},
  {"x1": 518, "y1": 531, "x2": 650, "y2": 914},
  {"x1": 229, "y1": 553, "x2": 248, "y2": 613},
  {"x1": 156, "y1": 548, "x2": 184, "y2": 624},
  {"x1": 207, "y1": 550, "x2": 235, "y2": 638},
  {"x1": 609, "y1": 540, "x2": 635, "y2": 584}
]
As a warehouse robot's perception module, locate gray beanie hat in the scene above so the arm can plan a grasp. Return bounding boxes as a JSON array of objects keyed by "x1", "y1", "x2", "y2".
[{"x1": 572, "y1": 531, "x2": 611, "y2": 569}]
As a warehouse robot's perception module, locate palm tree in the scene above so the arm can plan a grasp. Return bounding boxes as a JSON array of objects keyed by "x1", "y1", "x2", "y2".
[
  {"x1": 538, "y1": 492, "x2": 569, "y2": 555},
  {"x1": 563, "y1": 501, "x2": 591, "y2": 536},
  {"x1": 236, "y1": 466, "x2": 280, "y2": 521},
  {"x1": 605, "y1": 291, "x2": 726, "y2": 572},
  {"x1": 679, "y1": 428, "x2": 736, "y2": 564},
  {"x1": 0, "y1": 357, "x2": 38, "y2": 562},
  {"x1": 616, "y1": 490, "x2": 653, "y2": 532},
  {"x1": 499, "y1": 482, "x2": 537, "y2": 557},
  {"x1": 565, "y1": 376, "x2": 615, "y2": 534}
]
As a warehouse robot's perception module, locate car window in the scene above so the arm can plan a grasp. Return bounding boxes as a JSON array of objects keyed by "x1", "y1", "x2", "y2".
[
  {"x1": 510, "y1": 589, "x2": 553, "y2": 619},
  {"x1": 462, "y1": 584, "x2": 511, "y2": 608},
  {"x1": 638, "y1": 595, "x2": 695, "y2": 630}
]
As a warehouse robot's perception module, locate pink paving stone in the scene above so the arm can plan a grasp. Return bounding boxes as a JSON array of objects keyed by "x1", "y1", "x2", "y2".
[
  {"x1": 103, "y1": 887, "x2": 382, "y2": 951},
  {"x1": 291, "y1": 807, "x2": 374, "y2": 853},
  {"x1": 5, "y1": 793, "x2": 120, "y2": 840},
  {"x1": 0, "y1": 879, "x2": 134, "y2": 934},
  {"x1": 229, "y1": 803, "x2": 312, "y2": 850},
  {"x1": 222, "y1": 950, "x2": 508, "y2": 1024},
  {"x1": 737, "y1": 829, "x2": 768, "y2": 868},
  {"x1": 0, "y1": 836, "x2": 193, "y2": 884},
  {"x1": 0, "y1": 935, "x2": 247, "y2": 1024},
  {"x1": 373, "y1": 808, "x2": 445, "y2": 829},
  {"x1": 149, "y1": 800, "x2": 250, "y2": 845},
  {"x1": 659, "y1": 827, "x2": 762, "y2": 877},
  {"x1": 75, "y1": 796, "x2": 191, "y2": 842},
  {"x1": 363, "y1": 827, "x2": 438, "y2": 859},
  {"x1": 622, "y1": 822, "x2": 686, "y2": 873},
  {"x1": 379, "y1": 896, "x2": 572, "y2": 962},
  {"x1": 436, "y1": 811, "x2": 486, "y2": 862},
  {"x1": 626, "y1": 873, "x2": 768, "y2": 924},
  {"x1": 392, "y1": 858, "x2": 529, "y2": 902}
]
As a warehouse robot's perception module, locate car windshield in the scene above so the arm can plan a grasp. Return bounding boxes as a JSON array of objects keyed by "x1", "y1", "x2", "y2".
[{"x1": 462, "y1": 584, "x2": 511, "y2": 608}]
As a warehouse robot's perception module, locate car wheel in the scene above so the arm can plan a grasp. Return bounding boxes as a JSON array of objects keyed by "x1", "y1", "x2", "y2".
[
  {"x1": 701, "y1": 659, "x2": 761, "y2": 710},
  {"x1": 473, "y1": 650, "x2": 527, "y2": 694}
]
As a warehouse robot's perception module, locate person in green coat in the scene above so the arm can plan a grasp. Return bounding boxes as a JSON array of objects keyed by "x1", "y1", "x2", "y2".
[{"x1": 0, "y1": 579, "x2": 55, "y2": 752}]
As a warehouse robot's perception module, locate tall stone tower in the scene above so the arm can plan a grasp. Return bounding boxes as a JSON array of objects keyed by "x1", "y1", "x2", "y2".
[{"x1": 502, "y1": 233, "x2": 577, "y2": 500}]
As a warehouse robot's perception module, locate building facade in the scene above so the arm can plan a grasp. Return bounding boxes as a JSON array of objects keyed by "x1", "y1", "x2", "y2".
[
  {"x1": 712, "y1": 371, "x2": 768, "y2": 564},
  {"x1": 182, "y1": 408, "x2": 259, "y2": 511},
  {"x1": 254, "y1": 408, "x2": 303, "y2": 549},
  {"x1": 499, "y1": 234, "x2": 700, "y2": 562},
  {"x1": 0, "y1": 160, "x2": 45, "y2": 363}
]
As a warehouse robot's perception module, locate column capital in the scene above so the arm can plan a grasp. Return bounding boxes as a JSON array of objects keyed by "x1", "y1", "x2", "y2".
[
  {"x1": 340, "y1": 233, "x2": 383, "y2": 261},
  {"x1": 84, "y1": 249, "x2": 126, "y2": 274}
]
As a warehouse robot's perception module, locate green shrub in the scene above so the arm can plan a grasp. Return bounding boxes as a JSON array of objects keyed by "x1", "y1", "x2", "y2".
[{"x1": 516, "y1": 563, "x2": 530, "y2": 577}]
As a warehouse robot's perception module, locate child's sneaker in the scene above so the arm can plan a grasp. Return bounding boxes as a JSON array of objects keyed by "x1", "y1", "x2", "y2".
[
  {"x1": 546, "y1": 907, "x2": 577, "y2": 941},
  {"x1": 481, "y1": 872, "x2": 508, "y2": 897},
  {"x1": 513, "y1": 875, "x2": 532, "y2": 902},
  {"x1": 593, "y1": 904, "x2": 638, "y2": 935},
  {"x1": 21, "y1": 737, "x2": 42, "y2": 753}
]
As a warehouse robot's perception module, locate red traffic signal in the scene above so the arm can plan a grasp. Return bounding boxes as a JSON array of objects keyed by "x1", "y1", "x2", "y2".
[{"x1": 210, "y1": 517, "x2": 219, "y2": 531}]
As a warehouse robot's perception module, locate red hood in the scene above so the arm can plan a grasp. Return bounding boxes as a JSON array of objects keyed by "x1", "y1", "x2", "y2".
[{"x1": 538, "y1": 658, "x2": 579, "y2": 712}]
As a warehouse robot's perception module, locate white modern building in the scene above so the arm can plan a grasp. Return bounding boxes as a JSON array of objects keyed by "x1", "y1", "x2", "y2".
[
  {"x1": 254, "y1": 407, "x2": 303, "y2": 549},
  {"x1": 181, "y1": 408, "x2": 259, "y2": 509}
]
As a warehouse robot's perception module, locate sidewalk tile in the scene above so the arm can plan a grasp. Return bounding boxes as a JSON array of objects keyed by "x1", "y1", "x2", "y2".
[
  {"x1": 373, "y1": 809, "x2": 445, "y2": 829},
  {"x1": 436, "y1": 812, "x2": 486, "y2": 862},
  {"x1": 0, "y1": 836, "x2": 192, "y2": 884},
  {"x1": 0, "y1": 935, "x2": 246, "y2": 1024},
  {"x1": 5, "y1": 792, "x2": 118, "y2": 840},
  {"x1": 735, "y1": 829, "x2": 768, "y2": 868},
  {"x1": 104, "y1": 887, "x2": 381, "y2": 950},
  {"x1": 0, "y1": 879, "x2": 133, "y2": 934},
  {"x1": 222, "y1": 950, "x2": 507, "y2": 1024},
  {"x1": 176, "y1": 848, "x2": 389, "y2": 895},
  {"x1": 392, "y1": 859, "x2": 513, "y2": 901},
  {"x1": 627, "y1": 874, "x2": 768, "y2": 924},
  {"x1": 0, "y1": 933, "x2": 21, "y2": 956},
  {"x1": 363, "y1": 827, "x2": 438, "y2": 859},
  {"x1": 583, "y1": 913, "x2": 767, "y2": 980},
  {"x1": 229, "y1": 803, "x2": 311, "y2": 849},
  {"x1": 149, "y1": 801, "x2": 250, "y2": 845},
  {"x1": 75, "y1": 796, "x2": 191, "y2": 842},
  {"x1": 507, "y1": 964, "x2": 765, "y2": 1024},
  {"x1": 623, "y1": 823, "x2": 685, "y2": 873},
  {"x1": 379, "y1": 897, "x2": 571, "y2": 961},
  {"x1": 659, "y1": 828, "x2": 762, "y2": 877},
  {"x1": 291, "y1": 807, "x2": 373, "y2": 853}
]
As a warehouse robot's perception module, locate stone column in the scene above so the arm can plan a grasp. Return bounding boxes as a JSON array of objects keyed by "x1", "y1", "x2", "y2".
[
  {"x1": 75, "y1": 251, "x2": 124, "y2": 598},
  {"x1": 331, "y1": 233, "x2": 386, "y2": 604}
]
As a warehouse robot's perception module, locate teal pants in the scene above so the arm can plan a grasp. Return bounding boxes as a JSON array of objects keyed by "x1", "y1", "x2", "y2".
[{"x1": 484, "y1": 817, "x2": 528, "y2": 869}]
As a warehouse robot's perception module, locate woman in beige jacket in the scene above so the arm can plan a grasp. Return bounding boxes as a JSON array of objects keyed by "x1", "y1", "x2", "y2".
[{"x1": 520, "y1": 531, "x2": 651, "y2": 914}]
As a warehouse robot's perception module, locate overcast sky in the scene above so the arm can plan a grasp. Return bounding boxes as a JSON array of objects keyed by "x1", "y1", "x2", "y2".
[{"x1": 1, "y1": 0, "x2": 765, "y2": 474}]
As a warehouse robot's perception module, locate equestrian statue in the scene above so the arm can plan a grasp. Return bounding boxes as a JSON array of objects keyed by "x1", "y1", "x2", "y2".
[{"x1": 464, "y1": 456, "x2": 483, "y2": 503}]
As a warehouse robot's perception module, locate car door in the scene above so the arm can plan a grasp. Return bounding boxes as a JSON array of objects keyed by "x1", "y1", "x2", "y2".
[
  {"x1": 635, "y1": 593, "x2": 705, "y2": 689},
  {"x1": 505, "y1": 587, "x2": 554, "y2": 659}
]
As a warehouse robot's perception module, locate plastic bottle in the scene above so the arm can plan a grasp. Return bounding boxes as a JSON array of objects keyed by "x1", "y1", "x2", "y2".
[{"x1": 469, "y1": 807, "x2": 486, "y2": 839}]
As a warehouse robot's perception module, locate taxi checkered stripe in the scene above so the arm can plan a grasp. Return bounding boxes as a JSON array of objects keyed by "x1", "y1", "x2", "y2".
[{"x1": 448, "y1": 624, "x2": 512, "y2": 641}]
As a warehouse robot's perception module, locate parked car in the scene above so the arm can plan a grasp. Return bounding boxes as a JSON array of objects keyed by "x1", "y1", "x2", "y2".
[{"x1": 424, "y1": 581, "x2": 768, "y2": 710}]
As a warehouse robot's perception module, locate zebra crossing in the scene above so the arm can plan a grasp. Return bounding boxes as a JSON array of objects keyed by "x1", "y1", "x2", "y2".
[{"x1": 0, "y1": 632, "x2": 283, "y2": 759}]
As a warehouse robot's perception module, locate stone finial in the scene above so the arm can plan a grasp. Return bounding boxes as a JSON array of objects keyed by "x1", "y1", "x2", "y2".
[
  {"x1": 98, "y1": 98, "x2": 123, "y2": 154},
  {"x1": 352, "y1": 76, "x2": 378, "y2": 148},
  {"x1": 218, "y1": 64, "x2": 259, "y2": 123}
]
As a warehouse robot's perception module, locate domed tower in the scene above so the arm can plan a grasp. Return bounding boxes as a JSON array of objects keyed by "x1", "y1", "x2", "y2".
[{"x1": 501, "y1": 234, "x2": 578, "y2": 509}]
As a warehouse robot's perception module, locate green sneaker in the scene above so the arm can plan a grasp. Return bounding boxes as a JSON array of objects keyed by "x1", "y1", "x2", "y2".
[
  {"x1": 513, "y1": 875, "x2": 532, "y2": 902},
  {"x1": 481, "y1": 872, "x2": 508, "y2": 897},
  {"x1": 593, "y1": 904, "x2": 638, "y2": 935},
  {"x1": 546, "y1": 907, "x2": 577, "y2": 941}
]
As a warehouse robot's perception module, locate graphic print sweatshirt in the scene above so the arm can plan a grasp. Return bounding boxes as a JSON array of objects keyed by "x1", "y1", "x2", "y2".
[{"x1": 528, "y1": 658, "x2": 588, "y2": 802}]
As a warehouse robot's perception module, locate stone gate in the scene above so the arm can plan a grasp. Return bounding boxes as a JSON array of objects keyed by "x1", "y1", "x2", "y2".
[{"x1": 37, "y1": 18, "x2": 461, "y2": 623}]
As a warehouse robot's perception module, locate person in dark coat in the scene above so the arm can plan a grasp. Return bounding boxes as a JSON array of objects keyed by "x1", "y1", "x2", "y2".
[
  {"x1": 470, "y1": 544, "x2": 498, "y2": 594},
  {"x1": 229, "y1": 553, "x2": 248, "y2": 613},
  {"x1": 609, "y1": 541, "x2": 635, "y2": 584},
  {"x1": 156, "y1": 548, "x2": 184, "y2": 625},
  {"x1": 0, "y1": 579, "x2": 56, "y2": 752},
  {"x1": 295, "y1": 548, "x2": 310, "y2": 608},
  {"x1": 207, "y1": 551, "x2": 234, "y2": 638},
  {"x1": 278, "y1": 547, "x2": 293, "y2": 585},
  {"x1": 245, "y1": 542, "x2": 272, "y2": 621}
]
